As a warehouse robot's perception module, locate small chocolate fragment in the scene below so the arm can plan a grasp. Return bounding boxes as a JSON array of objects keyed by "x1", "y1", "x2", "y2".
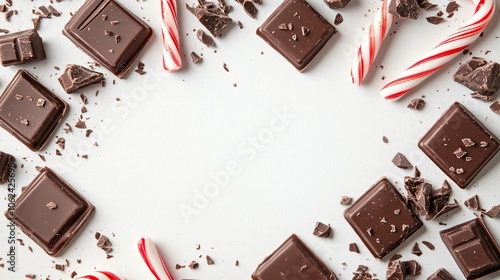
[
  {"x1": 46, "y1": 201, "x2": 57, "y2": 210},
  {"x1": 48, "y1": 5, "x2": 61, "y2": 17},
  {"x1": 483, "y1": 205, "x2": 500, "y2": 218},
  {"x1": 411, "y1": 242, "x2": 422, "y2": 256},
  {"x1": 405, "y1": 260, "x2": 422, "y2": 276},
  {"x1": 0, "y1": 29, "x2": 46, "y2": 66},
  {"x1": 427, "y1": 268, "x2": 456, "y2": 280},
  {"x1": 386, "y1": 260, "x2": 406, "y2": 280},
  {"x1": 196, "y1": 29, "x2": 215, "y2": 47},
  {"x1": 242, "y1": 0, "x2": 258, "y2": 18},
  {"x1": 426, "y1": 16, "x2": 444, "y2": 25},
  {"x1": 251, "y1": 234, "x2": 337, "y2": 279},
  {"x1": 206, "y1": 255, "x2": 214, "y2": 265},
  {"x1": 25, "y1": 274, "x2": 36, "y2": 279},
  {"x1": 313, "y1": 221, "x2": 331, "y2": 238},
  {"x1": 490, "y1": 100, "x2": 500, "y2": 114},
  {"x1": 75, "y1": 120, "x2": 86, "y2": 129},
  {"x1": 55, "y1": 263, "x2": 65, "y2": 271},
  {"x1": 190, "y1": 52, "x2": 202, "y2": 64},
  {"x1": 440, "y1": 217, "x2": 500, "y2": 279},
  {"x1": 340, "y1": 196, "x2": 351, "y2": 205},
  {"x1": 188, "y1": 261, "x2": 199, "y2": 269},
  {"x1": 453, "y1": 57, "x2": 500, "y2": 100},
  {"x1": 417, "y1": 0, "x2": 437, "y2": 10},
  {"x1": 392, "y1": 152, "x2": 413, "y2": 169},
  {"x1": 324, "y1": 0, "x2": 350, "y2": 9},
  {"x1": 461, "y1": 138, "x2": 475, "y2": 147},
  {"x1": 464, "y1": 195, "x2": 480, "y2": 210},
  {"x1": 422, "y1": 240, "x2": 435, "y2": 250},
  {"x1": 446, "y1": 1, "x2": 459, "y2": 14},
  {"x1": 383, "y1": 136, "x2": 389, "y2": 143},
  {"x1": 349, "y1": 243, "x2": 359, "y2": 253},
  {"x1": 334, "y1": 13, "x2": 343, "y2": 25},
  {"x1": 186, "y1": 3, "x2": 232, "y2": 37},
  {"x1": 0, "y1": 150, "x2": 15, "y2": 184},
  {"x1": 407, "y1": 98, "x2": 425, "y2": 109},
  {"x1": 389, "y1": 0, "x2": 420, "y2": 19},
  {"x1": 58, "y1": 64, "x2": 105, "y2": 93},
  {"x1": 135, "y1": 61, "x2": 146, "y2": 75}
]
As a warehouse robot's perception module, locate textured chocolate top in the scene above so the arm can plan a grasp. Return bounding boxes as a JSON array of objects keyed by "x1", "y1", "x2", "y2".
[
  {"x1": 63, "y1": 0, "x2": 152, "y2": 78},
  {"x1": 0, "y1": 70, "x2": 67, "y2": 151},
  {"x1": 5, "y1": 168, "x2": 94, "y2": 256},
  {"x1": 419, "y1": 102, "x2": 499, "y2": 188},
  {"x1": 344, "y1": 178, "x2": 423, "y2": 259},
  {"x1": 256, "y1": 0, "x2": 336, "y2": 71},
  {"x1": 252, "y1": 234, "x2": 336, "y2": 279},
  {"x1": 0, "y1": 150, "x2": 14, "y2": 184},
  {"x1": 0, "y1": 29, "x2": 46, "y2": 66}
]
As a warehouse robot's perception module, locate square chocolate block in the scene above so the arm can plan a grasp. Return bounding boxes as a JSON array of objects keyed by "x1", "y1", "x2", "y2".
[
  {"x1": 256, "y1": 0, "x2": 337, "y2": 71},
  {"x1": 63, "y1": 0, "x2": 152, "y2": 78},
  {"x1": 440, "y1": 218, "x2": 500, "y2": 279},
  {"x1": 0, "y1": 29, "x2": 46, "y2": 66},
  {"x1": 252, "y1": 234, "x2": 337, "y2": 279},
  {"x1": 419, "y1": 102, "x2": 499, "y2": 188},
  {"x1": 0, "y1": 70, "x2": 68, "y2": 151},
  {"x1": 5, "y1": 167, "x2": 94, "y2": 256},
  {"x1": 0, "y1": 150, "x2": 14, "y2": 184},
  {"x1": 344, "y1": 178, "x2": 423, "y2": 259}
]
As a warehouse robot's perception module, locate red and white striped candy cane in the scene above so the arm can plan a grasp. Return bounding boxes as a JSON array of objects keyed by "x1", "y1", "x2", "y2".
[
  {"x1": 77, "y1": 271, "x2": 125, "y2": 280},
  {"x1": 351, "y1": 0, "x2": 394, "y2": 85},
  {"x1": 161, "y1": 0, "x2": 182, "y2": 71},
  {"x1": 138, "y1": 237, "x2": 174, "y2": 280},
  {"x1": 380, "y1": 0, "x2": 495, "y2": 101}
]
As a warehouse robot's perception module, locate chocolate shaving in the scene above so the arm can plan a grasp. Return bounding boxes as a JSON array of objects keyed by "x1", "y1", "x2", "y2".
[
  {"x1": 454, "y1": 148, "x2": 467, "y2": 159},
  {"x1": 349, "y1": 243, "x2": 359, "y2": 253},
  {"x1": 422, "y1": 240, "x2": 435, "y2": 250},
  {"x1": 340, "y1": 196, "x2": 351, "y2": 205},
  {"x1": 482, "y1": 205, "x2": 500, "y2": 218},
  {"x1": 490, "y1": 100, "x2": 500, "y2": 114},
  {"x1": 464, "y1": 195, "x2": 480, "y2": 210},
  {"x1": 426, "y1": 16, "x2": 444, "y2": 25},
  {"x1": 411, "y1": 242, "x2": 422, "y2": 256}
]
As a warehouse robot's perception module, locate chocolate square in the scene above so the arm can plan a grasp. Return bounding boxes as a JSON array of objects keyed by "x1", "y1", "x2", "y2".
[
  {"x1": 252, "y1": 234, "x2": 336, "y2": 279},
  {"x1": 440, "y1": 218, "x2": 500, "y2": 279},
  {"x1": 0, "y1": 70, "x2": 68, "y2": 151},
  {"x1": 5, "y1": 168, "x2": 94, "y2": 256},
  {"x1": 419, "y1": 102, "x2": 499, "y2": 188},
  {"x1": 63, "y1": 0, "x2": 152, "y2": 78},
  {"x1": 256, "y1": 0, "x2": 337, "y2": 71},
  {"x1": 344, "y1": 178, "x2": 423, "y2": 259},
  {"x1": 0, "y1": 29, "x2": 46, "y2": 66}
]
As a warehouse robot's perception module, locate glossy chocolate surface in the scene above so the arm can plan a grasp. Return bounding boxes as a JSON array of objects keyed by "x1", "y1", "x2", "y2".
[{"x1": 0, "y1": 29, "x2": 46, "y2": 66}]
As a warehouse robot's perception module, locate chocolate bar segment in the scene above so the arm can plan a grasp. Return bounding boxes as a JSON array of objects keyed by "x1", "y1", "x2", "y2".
[
  {"x1": 0, "y1": 70, "x2": 68, "y2": 151},
  {"x1": 63, "y1": 0, "x2": 152, "y2": 78},
  {"x1": 440, "y1": 218, "x2": 500, "y2": 279},
  {"x1": 5, "y1": 167, "x2": 94, "y2": 256},
  {"x1": 0, "y1": 150, "x2": 14, "y2": 184},
  {"x1": 252, "y1": 234, "x2": 337, "y2": 279},
  {"x1": 344, "y1": 178, "x2": 422, "y2": 259},
  {"x1": 0, "y1": 29, "x2": 46, "y2": 66},
  {"x1": 256, "y1": 0, "x2": 337, "y2": 71},
  {"x1": 419, "y1": 102, "x2": 499, "y2": 188}
]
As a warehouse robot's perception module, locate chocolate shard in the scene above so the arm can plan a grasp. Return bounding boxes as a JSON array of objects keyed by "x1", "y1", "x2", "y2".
[
  {"x1": 426, "y1": 16, "x2": 444, "y2": 25},
  {"x1": 242, "y1": 0, "x2": 258, "y2": 18},
  {"x1": 417, "y1": 0, "x2": 437, "y2": 10},
  {"x1": 453, "y1": 57, "x2": 500, "y2": 100},
  {"x1": 464, "y1": 195, "x2": 480, "y2": 210},
  {"x1": 386, "y1": 260, "x2": 406, "y2": 280},
  {"x1": 196, "y1": 29, "x2": 215, "y2": 47},
  {"x1": 186, "y1": 3, "x2": 233, "y2": 37},
  {"x1": 490, "y1": 101, "x2": 500, "y2": 114},
  {"x1": 190, "y1": 51, "x2": 202, "y2": 64},
  {"x1": 482, "y1": 205, "x2": 500, "y2": 218},
  {"x1": 407, "y1": 98, "x2": 425, "y2": 109},
  {"x1": 0, "y1": 29, "x2": 46, "y2": 66},
  {"x1": 389, "y1": 0, "x2": 420, "y2": 19},
  {"x1": 411, "y1": 242, "x2": 422, "y2": 256},
  {"x1": 427, "y1": 268, "x2": 456, "y2": 280},
  {"x1": 324, "y1": 0, "x2": 351, "y2": 9},
  {"x1": 313, "y1": 221, "x2": 331, "y2": 238},
  {"x1": 349, "y1": 243, "x2": 359, "y2": 253},
  {"x1": 0, "y1": 150, "x2": 15, "y2": 184},
  {"x1": 446, "y1": 1, "x2": 459, "y2": 13},
  {"x1": 392, "y1": 152, "x2": 413, "y2": 169},
  {"x1": 58, "y1": 64, "x2": 105, "y2": 93}
]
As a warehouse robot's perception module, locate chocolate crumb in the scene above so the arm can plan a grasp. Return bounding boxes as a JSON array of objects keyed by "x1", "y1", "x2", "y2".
[
  {"x1": 55, "y1": 264, "x2": 65, "y2": 271},
  {"x1": 313, "y1": 221, "x2": 331, "y2": 238},
  {"x1": 490, "y1": 101, "x2": 500, "y2": 114},
  {"x1": 75, "y1": 120, "x2": 86, "y2": 129},
  {"x1": 392, "y1": 152, "x2": 413, "y2": 169},
  {"x1": 70, "y1": 271, "x2": 77, "y2": 278},
  {"x1": 334, "y1": 13, "x2": 343, "y2": 25},
  {"x1": 340, "y1": 196, "x2": 352, "y2": 205},
  {"x1": 36, "y1": 98, "x2": 46, "y2": 107},
  {"x1": 422, "y1": 240, "x2": 435, "y2": 250},
  {"x1": 235, "y1": 260, "x2": 239, "y2": 266},
  {"x1": 135, "y1": 61, "x2": 146, "y2": 75},
  {"x1": 462, "y1": 138, "x2": 475, "y2": 147},
  {"x1": 25, "y1": 274, "x2": 36, "y2": 279},
  {"x1": 349, "y1": 243, "x2": 359, "y2": 253},
  {"x1": 411, "y1": 242, "x2": 422, "y2": 256},
  {"x1": 197, "y1": 29, "x2": 215, "y2": 47},
  {"x1": 85, "y1": 129, "x2": 93, "y2": 137},
  {"x1": 453, "y1": 147, "x2": 467, "y2": 159},
  {"x1": 190, "y1": 52, "x2": 202, "y2": 64},
  {"x1": 188, "y1": 261, "x2": 199, "y2": 269},
  {"x1": 464, "y1": 195, "x2": 480, "y2": 210},
  {"x1": 28, "y1": 246, "x2": 33, "y2": 252},
  {"x1": 223, "y1": 63, "x2": 229, "y2": 72},
  {"x1": 110, "y1": 20, "x2": 119, "y2": 25},
  {"x1": 46, "y1": 201, "x2": 58, "y2": 210},
  {"x1": 426, "y1": 16, "x2": 444, "y2": 25},
  {"x1": 206, "y1": 255, "x2": 214, "y2": 265},
  {"x1": 237, "y1": 21, "x2": 243, "y2": 29},
  {"x1": 407, "y1": 98, "x2": 425, "y2": 110},
  {"x1": 301, "y1": 26, "x2": 310, "y2": 36},
  {"x1": 383, "y1": 136, "x2": 389, "y2": 143},
  {"x1": 446, "y1": 1, "x2": 459, "y2": 13}
]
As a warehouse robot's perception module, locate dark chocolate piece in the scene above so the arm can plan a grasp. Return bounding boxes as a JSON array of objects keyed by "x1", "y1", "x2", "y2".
[
  {"x1": 446, "y1": 1, "x2": 459, "y2": 14},
  {"x1": 58, "y1": 64, "x2": 105, "y2": 93},
  {"x1": 453, "y1": 57, "x2": 500, "y2": 100},
  {"x1": 483, "y1": 205, "x2": 500, "y2": 218},
  {"x1": 324, "y1": 0, "x2": 350, "y2": 9},
  {"x1": 405, "y1": 260, "x2": 422, "y2": 276},
  {"x1": 188, "y1": 260, "x2": 199, "y2": 269},
  {"x1": 190, "y1": 51, "x2": 202, "y2": 64},
  {"x1": 419, "y1": 102, "x2": 500, "y2": 188},
  {"x1": 426, "y1": 16, "x2": 444, "y2": 25},
  {"x1": 5, "y1": 167, "x2": 94, "y2": 256},
  {"x1": 464, "y1": 195, "x2": 480, "y2": 210},
  {"x1": 63, "y1": 0, "x2": 152, "y2": 78},
  {"x1": 206, "y1": 255, "x2": 214, "y2": 265},
  {"x1": 334, "y1": 13, "x2": 343, "y2": 25},
  {"x1": 417, "y1": 0, "x2": 437, "y2": 10},
  {"x1": 490, "y1": 101, "x2": 500, "y2": 114},
  {"x1": 344, "y1": 178, "x2": 422, "y2": 259},
  {"x1": 340, "y1": 196, "x2": 351, "y2": 205},
  {"x1": 440, "y1": 217, "x2": 500, "y2": 279},
  {"x1": 0, "y1": 150, "x2": 14, "y2": 184},
  {"x1": 427, "y1": 268, "x2": 456, "y2": 280},
  {"x1": 422, "y1": 240, "x2": 435, "y2": 250},
  {"x1": 407, "y1": 98, "x2": 425, "y2": 109},
  {"x1": 242, "y1": 0, "x2": 258, "y2": 18},
  {"x1": 392, "y1": 152, "x2": 412, "y2": 169},
  {"x1": 411, "y1": 242, "x2": 422, "y2": 256},
  {"x1": 186, "y1": 3, "x2": 232, "y2": 37},
  {"x1": 256, "y1": 0, "x2": 336, "y2": 71},
  {"x1": 349, "y1": 243, "x2": 359, "y2": 253},
  {"x1": 251, "y1": 234, "x2": 337, "y2": 279},
  {"x1": 0, "y1": 29, "x2": 46, "y2": 66},
  {"x1": 196, "y1": 29, "x2": 215, "y2": 47},
  {"x1": 0, "y1": 70, "x2": 68, "y2": 151},
  {"x1": 313, "y1": 222, "x2": 331, "y2": 238},
  {"x1": 389, "y1": 0, "x2": 420, "y2": 19}
]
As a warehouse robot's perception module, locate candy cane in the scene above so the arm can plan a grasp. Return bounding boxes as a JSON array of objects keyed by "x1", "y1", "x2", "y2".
[
  {"x1": 161, "y1": 0, "x2": 182, "y2": 71},
  {"x1": 138, "y1": 237, "x2": 174, "y2": 280},
  {"x1": 76, "y1": 271, "x2": 125, "y2": 280},
  {"x1": 351, "y1": 0, "x2": 394, "y2": 85},
  {"x1": 380, "y1": 0, "x2": 495, "y2": 101}
]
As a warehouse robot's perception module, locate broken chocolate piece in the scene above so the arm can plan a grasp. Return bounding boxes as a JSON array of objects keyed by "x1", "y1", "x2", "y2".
[
  {"x1": 386, "y1": 260, "x2": 406, "y2": 280},
  {"x1": 490, "y1": 100, "x2": 500, "y2": 114},
  {"x1": 349, "y1": 243, "x2": 359, "y2": 253},
  {"x1": 190, "y1": 52, "x2": 202, "y2": 64},
  {"x1": 196, "y1": 29, "x2": 215, "y2": 47},
  {"x1": 0, "y1": 150, "x2": 15, "y2": 184},
  {"x1": 186, "y1": 3, "x2": 232, "y2": 37},
  {"x1": 392, "y1": 152, "x2": 413, "y2": 169},
  {"x1": 313, "y1": 222, "x2": 331, "y2": 238},
  {"x1": 407, "y1": 98, "x2": 425, "y2": 109},
  {"x1": 483, "y1": 205, "x2": 500, "y2": 218},
  {"x1": 389, "y1": 0, "x2": 420, "y2": 19},
  {"x1": 58, "y1": 64, "x2": 105, "y2": 93},
  {"x1": 427, "y1": 16, "x2": 444, "y2": 25},
  {"x1": 334, "y1": 13, "x2": 343, "y2": 25},
  {"x1": 427, "y1": 268, "x2": 456, "y2": 280},
  {"x1": 422, "y1": 240, "x2": 435, "y2": 250},
  {"x1": 340, "y1": 196, "x2": 351, "y2": 205},
  {"x1": 411, "y1": 242, "x2": 422, "y2": 256},
  {"x1": 417, "y1": 0, "x2": 437, "y2": 10},
  {"x1": 0, "y1": 29, "x2": 46, "y2": 66},
  {"x1": 242, "y1": 0, "x2": 258, "y2": 18},
  {"x1": 464, "y1": 195, "x2": 480, "y2": 210},
  {"x1": 453, "y1": 57, "x2": 500, "y2": 100},
  {"x1": 206, "y1": 255, "x2": 214, "y2": 265},
  {"x1": 324, "y1": 0, "x2": 350, "y2": 9},
  {"x1": 446, "y1": 1, "x2": 459, "y2": 14}
]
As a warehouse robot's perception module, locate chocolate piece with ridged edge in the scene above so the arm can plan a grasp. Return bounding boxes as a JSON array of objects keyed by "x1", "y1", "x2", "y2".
[
  {"x1": 59, "y1": 64, "x2": 105, "y2": 93},
  {"x1": 0, "y1": 29, "x2": 46, "y2": 66}
]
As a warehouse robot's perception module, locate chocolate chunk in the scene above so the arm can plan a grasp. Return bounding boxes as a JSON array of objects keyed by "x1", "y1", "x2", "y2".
[
  {"x1": 324, "y1": 0, "x2": 350, "y2": 9},
  {"x1": 383, "y1": 136, "x2": 389, "y2": 143},
  {"x1": 405, "y1": 260, "x2": 421, "y2": 276},
  {"x1": 25, "y1": 274, "x2": 36, "y2": 279},
  {"x1": 464, "y1": 195, "x2": 480, "y2": 210},
  {"x1": 196, "y1": 29, "x2": 215, "y2": 47},
  {"x1": 0, "y1": 70, "x2": 68, "y2": 151},
  {"x1": 440, "y1": 217, "x2": 500, "y2": 279},
  {"x1": 58, "y1": 64, "x2": 105, "y2": 93},
  {"x1": 0, "y1": 29, "x2": 46, "y2": 66},
  {"x1": 389, "y1": 0, "x2": 420, "y2": 19},
  {"x1": 189, "y1": 260, "x2": 199, "y2": 269},
  {"x1": 411, "y1": 242, "x2": 422, "y2": 256},
  {"x1": 426, "y1": 16, "x2": 444, "y2": 25},
  {"x1": 386, "y1": 260, "x2": 406, "y2": 280},
  {"x1": 407, "y1": 98, "x2": 426, "y2": 109},
  {"x1": 0, "y1": 150, "x2": 15, "y2": 184},
  {"x1": 340, "y1": 195, "x2": 351, "y2": 205},
  {"x1": 453, "y1": 57, "x2": 500, "y2": 100},
  {"x1": 392, "y1": 152, "x2": 413, "y2": 169},
  {"x1": 446, "y1": 1, "x2": 459, "y2": 13},
  {"x1": 4, "y1": 168, "x2": 94, "y2": 256},
  {"x1": 242, "y1": 0, "x2": 258, "y2": 18},
  {"x1": 48, "y1": 5, "x2": 61, "y2": 17},
  {"x1": 251, "y1": 234, "x2": 337, "y2": 279},
  {"x1": 135, "y1": 61, "x2": 146, "y2": 75},
  {"x1": 344, "y1": 178, "x2": 422, "y2": 259},
  {"x1": 186, "y1": 3, "x2": 232, "y2": 37},
  {"x1": 490, "y1": 101, "x2": 500, "y2": 114},
  {"x1": 419, "y1": 102, "x2": 499, "y2": 188},
  {"x1": 422, "y1": 240, "x2": 435, "y2": 250},
  {"x1": 190, "y1": 51, "x2": 202, "y2": 64},
  {"x1": 483, "y1": 205, "x2": 500, "y2": 218},
  {"x1": 256, "y1": 0, "x2": 337, "y2": 71},
  {"x1": 349, "y1": 243, "x2": 359, "y2": 253},
  {"x1": 417, "y1": 0, "x2": 437, "y2": 10},
  {"x1": 313, "y1": 221, "x2": 331, "y2": 238},
  {"x1": 63, "y1": 0, "x2": 152, "y2": 78},
  {"x1": 427, "y1": 268, "x2": 456, "y2": 280},
  {"x1": 206, "y1": 255, "x2": 214, "y2": 265}
]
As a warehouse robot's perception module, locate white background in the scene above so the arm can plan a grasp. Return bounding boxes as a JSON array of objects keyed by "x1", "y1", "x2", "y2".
[{"x1": 0, "y1": 0, "x2": 499, "y2": 279}]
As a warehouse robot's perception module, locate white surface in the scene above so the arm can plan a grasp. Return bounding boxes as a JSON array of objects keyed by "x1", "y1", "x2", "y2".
[{"x1": 0, "y1": 0, "x2": 499, "y2": 279}]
